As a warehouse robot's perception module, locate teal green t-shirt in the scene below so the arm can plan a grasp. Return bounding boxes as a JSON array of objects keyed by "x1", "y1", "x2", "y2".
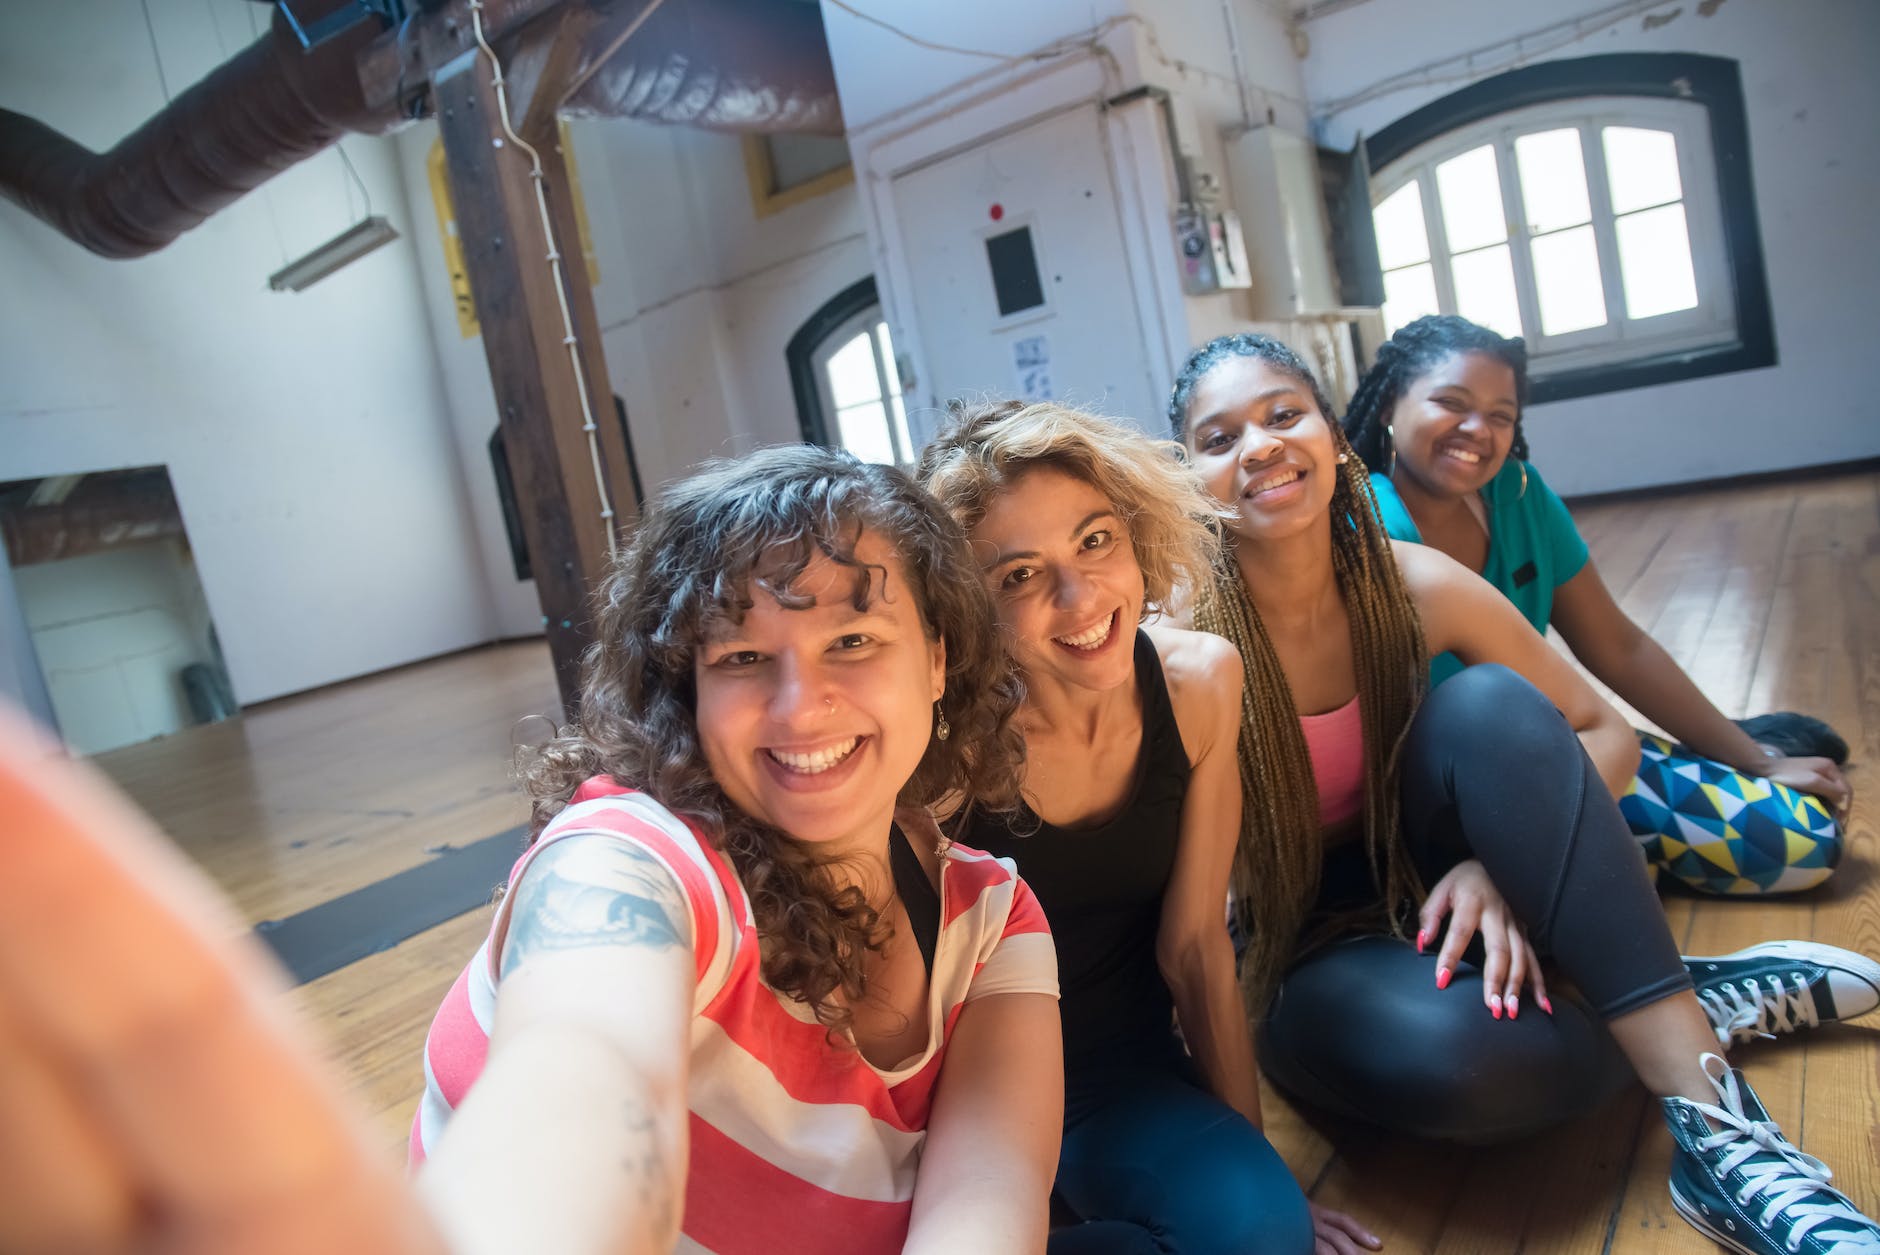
[{"x1": 1369, "y1": 459, "x2": 1590, "y2": 686}]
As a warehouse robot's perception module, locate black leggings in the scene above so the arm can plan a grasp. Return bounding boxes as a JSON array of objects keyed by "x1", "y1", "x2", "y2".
[{"x1": 1260, "y1": 665, "x2": 1692, "y2": 1143}]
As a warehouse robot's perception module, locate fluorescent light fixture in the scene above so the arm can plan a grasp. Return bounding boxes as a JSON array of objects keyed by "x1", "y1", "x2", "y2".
[{"x1": 267, "y1": 215, "x2": 400, "y2": 292}]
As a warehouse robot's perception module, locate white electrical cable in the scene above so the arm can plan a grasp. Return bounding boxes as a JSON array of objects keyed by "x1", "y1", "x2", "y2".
[{"x1": 466, "y1": 0, "x2": 619, "y2": 559}]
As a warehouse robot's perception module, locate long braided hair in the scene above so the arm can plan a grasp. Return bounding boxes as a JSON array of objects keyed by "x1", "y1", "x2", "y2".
[
  {"x1": 1343, "y1": 314, "x2": 1530, "y2": 473},
  {"x1": 1170, "y1": 333, "x2": 1429, "y2": 1016}
]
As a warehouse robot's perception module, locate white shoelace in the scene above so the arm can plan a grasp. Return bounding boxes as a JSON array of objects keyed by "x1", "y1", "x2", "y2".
[
  {"x1": 1690, "y1": 1065, "x2": 1880, "y2": 1253},
  {"x1": 1699, "y1": 973, "x2": 1821, "y2": 1045}
]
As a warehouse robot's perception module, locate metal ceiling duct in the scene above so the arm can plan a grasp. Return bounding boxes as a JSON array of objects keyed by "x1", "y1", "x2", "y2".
[
  {"x1": 0, "y1": 0, "x2": 843, "y2": 260},
  {"x1": 557, "y1": 0, "x2": 843, "y2": 133}
]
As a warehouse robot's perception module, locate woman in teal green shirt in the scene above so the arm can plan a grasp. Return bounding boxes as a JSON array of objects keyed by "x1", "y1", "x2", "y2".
[{"x1": 1345, "y1": 315, "x2": 1847, "y2": 897}]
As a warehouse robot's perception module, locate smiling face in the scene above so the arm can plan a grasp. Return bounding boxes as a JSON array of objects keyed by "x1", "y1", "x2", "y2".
[
  {"x1": 693, "y1": 529, "x2": 946, "y2": 857},
  {"x1": 971, "y1": 466, "x2": 1144, "y2": 695},
  {"x1": 1184, "y1": 354, "x2": 1342, "y2": 544},
  {"x1": 1388, "y1": 351, "x2": 1519, "y2": 499}
]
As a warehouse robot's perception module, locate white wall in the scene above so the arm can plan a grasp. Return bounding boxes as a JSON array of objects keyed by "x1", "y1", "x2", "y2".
[
  {"x1": 394, "y1": 112, "x2": 872, "y2": 637},
  {"x1": 0, "y1": 0, "x2": 876, "y2": 705},
  {"x1": 15, "y1": 541, "x2": 220, "y2": 755},
  {"x1": 822, "y1": 0, "x2": 1352, "y2": 432},
  {"x1": 0, "y1": 0, "x2": 495, "y2": 705},
  {"x1": 1300, "y1": 0, "x2": 1880, "y2": 495}
]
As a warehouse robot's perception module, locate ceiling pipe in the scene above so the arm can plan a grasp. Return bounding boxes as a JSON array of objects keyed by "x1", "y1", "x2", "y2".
[
  {"x1": 0, "y1": 0, "x2": 394, "y2": 259},
  {"x1": 0, "y1": 0, "x2": 843, "y2": 260}
]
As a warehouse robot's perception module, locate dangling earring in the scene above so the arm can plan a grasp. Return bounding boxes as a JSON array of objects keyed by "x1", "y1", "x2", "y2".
[
  {"x1": 1517, "y1": 460, "x2": 1529, "y2": 501},
  {"x1": 1385, "y1": 423, "x2": 1397, "y2": 476},
  {"x1": 934, "y1": 701, "x2": 950, "y2": 742}
]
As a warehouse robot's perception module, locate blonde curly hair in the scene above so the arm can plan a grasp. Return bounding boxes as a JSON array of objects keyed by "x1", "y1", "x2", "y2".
[{"x1": 916, "y1": 399, "x2": 1222, "y2": 613}]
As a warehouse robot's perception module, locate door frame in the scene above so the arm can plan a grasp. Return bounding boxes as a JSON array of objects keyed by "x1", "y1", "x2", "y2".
[{"x1": 844, "y1": 51, "x2": 1189, "y2": 445}]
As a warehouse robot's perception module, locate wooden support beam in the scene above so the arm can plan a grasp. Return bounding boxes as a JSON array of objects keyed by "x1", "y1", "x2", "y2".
[
  {"x1": 431, "y1": 47, "x2": 640, "y2": 719},
  {"x1": 535, "y1": 131, "x2": 643, "y2": 523}
]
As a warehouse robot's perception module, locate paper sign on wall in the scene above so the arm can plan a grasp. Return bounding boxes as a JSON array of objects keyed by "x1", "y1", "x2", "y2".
[{"x1": 1013, "y1": 333, "x2": 1054, "y2": 402}]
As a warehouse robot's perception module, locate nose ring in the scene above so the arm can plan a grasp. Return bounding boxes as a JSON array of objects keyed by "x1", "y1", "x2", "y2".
[{"x1": 825, "y1": 697, "x2": 835, "y2": 713}]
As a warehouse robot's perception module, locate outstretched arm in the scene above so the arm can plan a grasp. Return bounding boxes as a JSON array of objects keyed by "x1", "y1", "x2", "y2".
[
  {"x1": 1550, "y1": 561, "x2": 1848, "y2": 810},
  {"x1": 1398, "y1": 542, "x2": 1640, "y2": 796},
  {"x1": 0, "y1": 706, "x2": 443, "y2": 1255},
  {"x1": 905, "y1": 990, "x2": 1063, "y2": 1254},
  {"x1": 419, "y1": 833, "x2": 697, "y2": 1255}
]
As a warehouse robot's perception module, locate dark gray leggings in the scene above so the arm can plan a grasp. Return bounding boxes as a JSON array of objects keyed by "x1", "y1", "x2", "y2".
[{"x1": 1260, "y1": 665, "x2": 1692, "y2": 1143}]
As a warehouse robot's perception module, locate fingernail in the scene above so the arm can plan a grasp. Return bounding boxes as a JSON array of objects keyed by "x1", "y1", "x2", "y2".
[
  {"x1": 1436, "y1": 966, "x2": 1451, "y2": 991},
  {"x1": 1416, "y1": 928, "x2": 1428, "y2": 954},
  {"x1": 1508, "y1": 994, "x2": 1519, "y2": 1020},
  {"x1": 1539, "y1": 995, "x2": 1554, "y2": 1016},
  {"x1": 1490, "y1": 994, "x2": 1503, "y2": 1019}
]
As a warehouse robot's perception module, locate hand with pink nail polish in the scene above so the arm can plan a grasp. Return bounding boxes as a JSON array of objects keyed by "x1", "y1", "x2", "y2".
[
  {"x1": 1309, "y1": 1202, "x2": 1384, "y2": 1254},
  {"x1": 1415, "y1": 858, "x2": 1546, "y2": 1019}
]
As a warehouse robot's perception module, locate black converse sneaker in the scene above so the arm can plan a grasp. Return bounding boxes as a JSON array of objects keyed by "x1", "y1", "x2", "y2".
[
  {"x1": 1734, "y1": 713, "x2": 1849, "y2": 765},
  {"x1": 1686, "y1": 941, "x2": 1880, "y2": 1047},
  {"x1": 1664, "y1": 1055, "x2": 1880, "y2": 1255}
]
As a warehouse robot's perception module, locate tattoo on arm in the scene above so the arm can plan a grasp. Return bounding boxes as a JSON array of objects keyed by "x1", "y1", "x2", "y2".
[{"x1": 500, "y1": 835, "x2": 694, "y2": 978}]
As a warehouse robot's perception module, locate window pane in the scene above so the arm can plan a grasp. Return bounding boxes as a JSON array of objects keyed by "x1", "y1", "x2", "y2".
[
  {"x1": 1514, "y1": 128, "x2": 1591, "y2": 234},
  {"x1": 1373, "y1": 181, "x2": 1430, "y2": 271},
  {"x1": 1435, "y1": 145, "x2": 1507, "y2": 253},
  {"x1": 889, "y1": 395, "x2": 912, "y2": 462},
  {"x1": 1603, "y1": 126, "x2": 1682, "y2": 214},
  {"x1": 825, "y1": 330, "x2": 881, "y2": 410},
  {"x1": 1530, "y1": 225, "x2": 1607, "y2": 336},
  {"x1": 1450, "y1": 245, "x2": 1522, "y2": 338},
  {"x1": 1616, "y1": 203, "x2": 1699, "y2": 319},
  {"x1": 834, "y1": 402, "x2": 897, "y2": 465},
  {"x1": 1382, "y1": 263, "x2": 1439, "y2": 334},
  {"x1": 875, "y1": 322, "x2": 903, "y2": 397}
]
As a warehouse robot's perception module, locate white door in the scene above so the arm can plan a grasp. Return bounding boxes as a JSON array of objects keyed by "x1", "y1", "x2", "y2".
[{"x1": 891, "y1": 104, "x2": 1162, "y2": 435}]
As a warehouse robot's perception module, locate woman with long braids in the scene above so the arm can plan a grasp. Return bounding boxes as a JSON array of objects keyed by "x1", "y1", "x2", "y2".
[
  {"x1": 0, "y1": 446, "x2": 1065, "y2": 1255},
  {"x1": 1343, "y1": 314, "x2": 1848, "y2": 898},
  {"x1": 920, "y1": 401, "x2": 1369, "y2": 1255},
  {"x1": 1170, "y1": 332, "x2": 1880, "y2": 1255}
]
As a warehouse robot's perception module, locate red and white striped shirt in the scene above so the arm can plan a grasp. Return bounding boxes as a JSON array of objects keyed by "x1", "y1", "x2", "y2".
[{"x1": 410, "y1": 778, "x2": 1056, "y2": 1253}]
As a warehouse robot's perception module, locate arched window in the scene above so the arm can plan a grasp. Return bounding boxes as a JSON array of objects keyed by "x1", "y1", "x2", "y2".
[
  {"x1": 787, "y1": 277, "x2": 914, "y2": 467},
  {"x1": 1366, "y1": 54, "x2": 1773, "y2": 403}
]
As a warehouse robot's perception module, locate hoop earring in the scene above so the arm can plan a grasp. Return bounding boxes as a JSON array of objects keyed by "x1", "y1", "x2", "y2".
[
  {"x1": 934, "y1": 701, "x2": 950, "y2": 742},
  {"x1": 1517, "y1": 460, "x2": 1529, "y2": 500},
  {"x1": 1385, "y1": 423, "x2": 1396, "y2": 476}
]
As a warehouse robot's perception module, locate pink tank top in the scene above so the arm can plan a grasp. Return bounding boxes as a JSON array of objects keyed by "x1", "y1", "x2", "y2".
[{"x1": 1300, "y1": 696, "x2": 1364, "y2": 828}]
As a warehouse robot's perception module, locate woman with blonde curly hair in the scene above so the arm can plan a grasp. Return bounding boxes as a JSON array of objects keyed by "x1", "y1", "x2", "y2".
[
  {"x1": 408, "y1": 444, "x2": 1065, "y2": 1254},
  {"x1": 920, "y1": 402, "x2": 1366, "y2": 1255}
]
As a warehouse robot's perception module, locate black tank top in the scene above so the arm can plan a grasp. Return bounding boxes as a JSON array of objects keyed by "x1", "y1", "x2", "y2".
[{"x1": 961, "y1": 631, "x2": 1190, "y2": 1075}]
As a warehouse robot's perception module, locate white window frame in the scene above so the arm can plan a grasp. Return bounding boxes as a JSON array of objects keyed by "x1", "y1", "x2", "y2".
[
  {"x1": 810, "y1": 307, "x2": 914, "y2": 468},
  {"x1": 1373, "y1": 96, "x2": 1737, "y2": 377}
]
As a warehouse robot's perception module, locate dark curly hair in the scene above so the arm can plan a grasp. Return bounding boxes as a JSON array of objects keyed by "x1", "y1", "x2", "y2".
[
  {"x1": 522, "y1": 445, "x2": 1027, "y2": 1037},
  {"x1": 1342, "y1": 315, "x2": 1530, "y2": 473}
]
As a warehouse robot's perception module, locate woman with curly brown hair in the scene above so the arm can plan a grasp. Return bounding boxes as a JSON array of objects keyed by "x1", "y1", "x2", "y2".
[
  {"x1": 408, "y1": 444, "x2": 1064, "y2": 1254},
  {"x1": 0, "y1": 446, "x2": 1060, "y2": 1255},
  {"x1": 920, "y1": 403, "x2": 1365, "y2": 1255}
]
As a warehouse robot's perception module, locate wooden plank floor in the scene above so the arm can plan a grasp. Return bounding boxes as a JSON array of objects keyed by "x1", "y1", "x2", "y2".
[
  {"x1": 92, "y1": 639, "x2": 561, "y2": 922},
  {"x1": 93, "y1": 468, "x2": 1880, "y2": 1243}
]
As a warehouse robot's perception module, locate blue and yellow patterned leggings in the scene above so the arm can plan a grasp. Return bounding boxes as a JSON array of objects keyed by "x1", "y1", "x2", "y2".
[{"x1": 1621, "y1": 732, "x2": 1843, "y2": 895}]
